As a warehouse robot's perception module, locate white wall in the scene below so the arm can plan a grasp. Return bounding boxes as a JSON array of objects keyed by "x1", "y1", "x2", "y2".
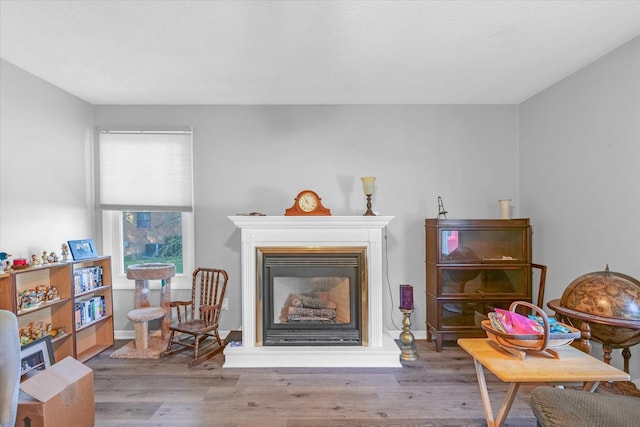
[
  {"x1": 93, "y1": 105, "x2": 519, "y2": 333},
  {"x1": 520, "y1": 36, "x2": 640, "y2": 376},
  {"x1": 0, "y1": 59, "x2": 94, "y2": 260}
]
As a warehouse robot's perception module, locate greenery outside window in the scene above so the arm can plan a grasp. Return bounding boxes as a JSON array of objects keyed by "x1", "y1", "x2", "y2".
[{"x1": 123, "y1": 211, "x2": 184, "y2": 273}]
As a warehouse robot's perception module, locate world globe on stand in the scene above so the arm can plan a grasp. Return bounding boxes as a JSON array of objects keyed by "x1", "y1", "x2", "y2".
[{"x1": 559, "y1": 265, "x2": 640, "y2": 349}]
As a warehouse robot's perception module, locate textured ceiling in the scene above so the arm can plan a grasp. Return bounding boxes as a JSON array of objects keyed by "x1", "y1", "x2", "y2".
[{"x1": 1, "y1": 1, "x2": 639, "y2": 105}]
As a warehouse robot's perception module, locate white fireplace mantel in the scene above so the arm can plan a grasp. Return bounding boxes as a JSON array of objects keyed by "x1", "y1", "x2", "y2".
[{"x1": 225, "y1": 215, "x2": 401, "y2": 368}]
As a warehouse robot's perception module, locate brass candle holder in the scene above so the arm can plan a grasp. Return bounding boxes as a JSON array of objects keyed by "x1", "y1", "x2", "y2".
[{"x1": 399, "y1": 308, "x2": 419, "y2": 361}]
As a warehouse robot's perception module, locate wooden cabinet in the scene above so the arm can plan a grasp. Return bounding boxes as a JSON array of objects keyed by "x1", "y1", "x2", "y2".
[
  {"x1": 0, "y1": 256, "x2": 114, "y2": 362},
  {"x1": 425, "y1": 219, "x2": 532, "y2": 351}
]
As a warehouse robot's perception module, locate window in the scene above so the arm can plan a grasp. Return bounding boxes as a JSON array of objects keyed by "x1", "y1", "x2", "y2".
[{"x1": 97, "y1": 130, "x2": 194, "y2": 288}]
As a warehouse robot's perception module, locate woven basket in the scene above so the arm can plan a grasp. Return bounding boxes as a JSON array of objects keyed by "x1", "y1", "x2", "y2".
[{"x1": 481, "y1": 301, "x2": 580, "y2": 359}]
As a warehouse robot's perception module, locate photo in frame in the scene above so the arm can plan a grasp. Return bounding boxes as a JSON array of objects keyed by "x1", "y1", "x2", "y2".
[
  {"x1": 20, "y1": 335, "x2": 55, "y2": 379},
  {"x1": 68, "y1": 238, "x2": 98, "y2": 260}
]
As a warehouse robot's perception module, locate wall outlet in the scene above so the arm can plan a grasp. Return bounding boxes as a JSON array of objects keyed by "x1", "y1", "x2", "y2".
[{"x1": 222, "y1": 298, "x2": 229, "y2": 311}]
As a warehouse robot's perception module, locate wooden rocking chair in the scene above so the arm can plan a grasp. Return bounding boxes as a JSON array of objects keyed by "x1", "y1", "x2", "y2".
[{"x1": 165, "y1": 267, "x2": 229, "y2": 367}]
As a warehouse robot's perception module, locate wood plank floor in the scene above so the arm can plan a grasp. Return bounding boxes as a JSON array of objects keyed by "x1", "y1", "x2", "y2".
[{"x1": 86, "y1": 339, "x2": 539, "y2": 426}]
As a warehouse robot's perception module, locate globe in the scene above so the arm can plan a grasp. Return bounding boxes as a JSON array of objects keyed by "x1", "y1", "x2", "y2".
[{"x1": 559, "y1": 265, "x2": 640, "y2": 348}]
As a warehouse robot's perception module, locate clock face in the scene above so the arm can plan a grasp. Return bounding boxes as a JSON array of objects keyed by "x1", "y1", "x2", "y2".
[{"x1": 298, "y1": 192, "x2": 318, "y2": 212}]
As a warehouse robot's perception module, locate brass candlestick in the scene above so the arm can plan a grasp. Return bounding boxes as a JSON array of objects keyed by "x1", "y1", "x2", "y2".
[
  {"x1": 399, "y1": 308, "x2": 419, "y2": 361},
  {"x1": 364, "y1": 194, "x2": 375, "y2": 216},
  {"x1": 360, "y1": 176, "x2": 376, "y2": 216}
]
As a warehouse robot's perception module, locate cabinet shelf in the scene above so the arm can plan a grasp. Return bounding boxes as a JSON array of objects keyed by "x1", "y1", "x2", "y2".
[
  {"x1": 75, "y1": 284, "x2": 112, "y2": 299},
  {"x1": 51, "y1": 333, "x2": 72, "y2": 345},
  {"x1": 0, "y1": 256, "x2": 114, "y2": 362},
  {"x1": 17, "y1": 297, "x2": 71, "y2": 316},
  {"x1": 426, "y1": 219, "x2": 532, "y2": 352},
  {"x1": 480, "y1": 258, "x2": 525, "y2": 264},
  {"x1": 76, "y1": 313, "x2": 112, "y2": 332},
  {"x1": 77, "y1": 344, "x2": 112, "y2": 363}
]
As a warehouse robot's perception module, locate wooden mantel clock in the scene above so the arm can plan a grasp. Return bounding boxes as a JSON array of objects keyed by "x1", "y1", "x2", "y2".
[{"x1": 285, "y1": 190, "x2": 331, "y2": 216}]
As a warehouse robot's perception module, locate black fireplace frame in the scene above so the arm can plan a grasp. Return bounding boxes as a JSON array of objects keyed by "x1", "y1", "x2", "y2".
[{"x1": 256, "y1": 247, "x2": 368, "y2": 346}]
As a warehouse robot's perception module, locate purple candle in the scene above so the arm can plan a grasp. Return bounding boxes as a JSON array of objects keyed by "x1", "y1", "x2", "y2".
[{"x1": 400, "y1": 284, "x2": 414, "y2": 310}]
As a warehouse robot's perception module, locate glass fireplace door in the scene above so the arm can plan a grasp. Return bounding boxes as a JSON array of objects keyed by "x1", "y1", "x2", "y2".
[{"x1": 259, "y1": 249, "x2": 366, "y2": 346}]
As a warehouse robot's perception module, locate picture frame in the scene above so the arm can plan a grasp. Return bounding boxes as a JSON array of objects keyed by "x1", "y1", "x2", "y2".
[
  {"x1": 68, "y1": 238, "x2": 98, "y2": 260},
  {"x1": 20, "y1": 335, "x2": 55, "y2": 378}
]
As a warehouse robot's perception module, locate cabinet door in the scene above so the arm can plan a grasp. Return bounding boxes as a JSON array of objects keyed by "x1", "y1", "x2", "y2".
[
  {"x1": 439, "y1": 267, "x2": 531, "y2": 296},
  {"x1": 439, "y1": 228, "x2": 528, "y2": 263},
  {"x1": 438, "y1": 300, "x2": 522, "y2": 330}
]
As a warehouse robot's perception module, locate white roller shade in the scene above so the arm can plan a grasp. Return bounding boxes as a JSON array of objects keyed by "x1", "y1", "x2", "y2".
[{"x1": 98, "y1": 131, "x2": 193, "y2": 211}]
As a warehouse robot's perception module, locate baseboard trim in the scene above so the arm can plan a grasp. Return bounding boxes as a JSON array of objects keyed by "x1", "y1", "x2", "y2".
[
  {"x1": 115, "y1": 329, "x2": 428, "y2": 341},
  {"x1": 115, "y1": 329, "x2": 236, "y2": 341}
]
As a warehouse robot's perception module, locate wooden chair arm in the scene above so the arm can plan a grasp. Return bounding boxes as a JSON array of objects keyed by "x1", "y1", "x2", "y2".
[
  {"x1": 170, "y1": 300, "x2": 192, "y2": 308},
  {"x1": 171, "y1": 300, "x2": 193, "y2": 322}
]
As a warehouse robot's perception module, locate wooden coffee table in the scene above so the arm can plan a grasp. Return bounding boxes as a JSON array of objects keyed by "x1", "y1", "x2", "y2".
[{"x1": 458, "y1": 338, "x2": 630, "y2": 427}]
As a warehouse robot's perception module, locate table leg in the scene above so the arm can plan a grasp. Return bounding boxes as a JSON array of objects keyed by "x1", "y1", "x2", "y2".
[
  {"x1": 603, "y1": 343, "x2": 613, "y2": 365},
  {"x1": 495, "y1": 382, "x2": 520, "y2": 427},
  {"x1": 472, "y1": 359, "x2": 496, "y2": 426},
  {"x1": 583, "y1": 381, "x2": 600, "y2": 392},
  {"x1": 579, "y1": 320, "x2": 592, "y2": 354},
  {"x1": 622, "y1": 347, "x2": 631, "y2": 374},
  {"x1": 472, "y1": 358, "x2": 520, "y2": 427}
]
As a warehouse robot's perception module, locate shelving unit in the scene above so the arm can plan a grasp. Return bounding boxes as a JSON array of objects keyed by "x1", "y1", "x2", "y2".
[
  {"x1": 425, "y1": 219, "x2": 532, "y2": 351},
  {"x1": 0, "y1": 256, "x2": 114, "y2": 362}
]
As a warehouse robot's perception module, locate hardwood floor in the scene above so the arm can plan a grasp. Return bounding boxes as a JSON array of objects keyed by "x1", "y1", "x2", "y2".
[{"x1": 86, "y1": 339, "x2": 538, "y2": 426}]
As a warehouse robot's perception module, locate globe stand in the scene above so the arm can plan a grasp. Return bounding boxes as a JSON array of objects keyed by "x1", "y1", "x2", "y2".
[
  {"x1": 399, "y1": 308, "x2": 419, "y2": 361},
  {"x1": 548, "y1": 298, "x2": 640, "y2": 397}
]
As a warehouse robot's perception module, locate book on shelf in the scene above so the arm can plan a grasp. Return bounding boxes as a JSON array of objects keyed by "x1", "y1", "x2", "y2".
[
  {"x1": 74, "y1": 295, "x2": 106, "y2": 327},
  {"x1": 73, "y1": 266, "x2": 103, "y2": 294}
]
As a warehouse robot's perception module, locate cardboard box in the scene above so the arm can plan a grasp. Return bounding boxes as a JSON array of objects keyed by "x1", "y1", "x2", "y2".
[{"x1": 16, "y1": 357, "x2": 95, "y2": 427}]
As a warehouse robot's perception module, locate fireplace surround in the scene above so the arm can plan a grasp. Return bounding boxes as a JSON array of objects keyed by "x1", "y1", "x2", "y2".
[{"x1": 226, "y1": 215, "x2": 400, "y2": 367}]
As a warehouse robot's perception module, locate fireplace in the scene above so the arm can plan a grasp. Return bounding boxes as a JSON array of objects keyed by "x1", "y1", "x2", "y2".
[
  {"x1": 226, "y1": 215, "x2": 400, "y2": 368},
  {"x1": 258, "y1": 247, "x2": 367, "y2": 346}
]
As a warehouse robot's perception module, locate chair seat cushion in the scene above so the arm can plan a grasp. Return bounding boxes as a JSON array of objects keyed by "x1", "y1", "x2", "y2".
[{"x1": 530, "y1": 386, "x2": 640, "y2": 427}]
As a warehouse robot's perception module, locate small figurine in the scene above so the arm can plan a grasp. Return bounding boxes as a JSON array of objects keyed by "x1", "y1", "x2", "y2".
[
  {"x1": 19, "y1": 289, "x2": 39, "y2": 309},
  {"x1": 48, "y1": 251, "x2": 59, "y2": 263},
  {"x1": 31, "y1": 254, "x2": 41, "y2": 266},
  {"x1": 61, "y1": 243, "x2": 70, "y2": 261},
  {"x1": 35, "y1": 285, "x2": 47, "y2": 303},
  {"x1": 19, "y1": 322, "x2": 44, "y2": 344},
  {"x1": 42, "y1": 251, "x2": 49, "y2": 264},
  {"x1": 46, "y1": 285, "x2": 59, "y2": 301}
]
